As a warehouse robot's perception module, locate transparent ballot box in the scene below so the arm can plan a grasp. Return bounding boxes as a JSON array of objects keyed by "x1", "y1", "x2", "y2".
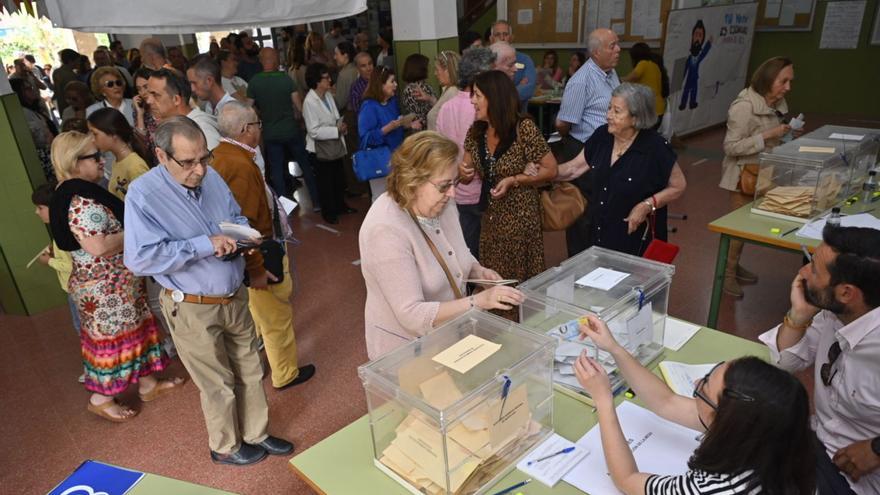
[
  {"x1": 358, "y1": 309, "x2": 555, "y2": 495},
  {"x1": 518, "y1": 246, "x2": 673, "y2": 400},
  {"x1": 801, "y1": 125, "x2": 880, "y2": 190},
  {"x1": 750, "y1": 129, "x2": 879, "y2": 222}
]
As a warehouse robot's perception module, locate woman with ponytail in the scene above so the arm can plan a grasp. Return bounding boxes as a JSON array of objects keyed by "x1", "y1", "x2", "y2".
[{"x1": 87, "y1": 107, "x2": 152, "y2": 199}]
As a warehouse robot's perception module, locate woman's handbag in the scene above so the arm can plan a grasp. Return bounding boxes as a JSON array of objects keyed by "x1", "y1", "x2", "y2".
[
  {"x1": 738, "y1": 163, "x2": 760, "y2": 196},
  {"x1": 541, "y1": 182, "x2": 587, "y2": 231},
  {"x1": 352, "y1": 142, "x2": 392, "y2": 181},
  {"x1": 641, "y1": 211, "x2": 679, "y2": 264},
  {"x1": 315, "y1": 136, "x2": 347, "y2": 161}
]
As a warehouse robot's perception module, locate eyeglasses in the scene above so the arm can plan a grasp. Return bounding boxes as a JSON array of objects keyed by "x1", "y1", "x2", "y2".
[
  {"x1": 428, "y1": 177, "x2": 461, "y2": 194},
  {"x1": 103, "y1": 79, "x2": 125, "y2": 88},
  {"x1": 77, "y1": 151, "x2": 103, "y2": 162},
  {"x1": 693, "y1": 361, "x2": 724, "y2": 410},
  {"x1": 168, "y1": 151, "x2": 214, "y2": 170},
  {"x1": 820, "y1": 341, "x2": 842, "y2": 386},
  {"x1": 693, "y1": 361, "x2": 757, "y2": 410},
  {"x1": 245, "y1": 120, "x2": 262, "y2": 129}
]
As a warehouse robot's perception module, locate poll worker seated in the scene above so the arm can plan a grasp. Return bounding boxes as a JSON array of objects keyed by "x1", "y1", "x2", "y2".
[
  {"x1": 759, "y1": 226, "x2": 880, "y2": 495},
  {"x1": 575, "y1": 314, "x2": 815, "y2": 495}
]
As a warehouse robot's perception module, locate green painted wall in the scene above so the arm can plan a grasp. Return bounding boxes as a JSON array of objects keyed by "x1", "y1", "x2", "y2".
[
  {"x1": 0, "y1": 93, "x2": 67, "y2": 315},
  {"x1": 516, "y1": 0, "x2": 880, "y2": 118},
  {"x1": 394, "y1": 37, "x2": 459, "y2": 95}
]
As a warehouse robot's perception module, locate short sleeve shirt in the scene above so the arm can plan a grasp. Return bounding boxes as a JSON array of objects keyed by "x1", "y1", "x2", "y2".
[
  {"x1": 583, "y1": 125, "x2": 676, "y2": 256},
  {"x1": 247, "y1": 71, "x2": 298, "y2": 141},
  {"x1": 645, "y1": 469, "x2": 758, "y2": 494}
]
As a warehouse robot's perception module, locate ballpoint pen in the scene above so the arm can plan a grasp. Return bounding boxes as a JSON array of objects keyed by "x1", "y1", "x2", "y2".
[
  {"x1": 498, "y1": 375, "x2": 512, "y2": 421},
  {"x1": 801, "y1": 245, "x2": 812, "y2": 262},
  {"x1": 490, "y1": 478, "x2": 532, "y2": 495},
  {"x1": 527, "y1": 446, "x2": 576, "y2": 465}
]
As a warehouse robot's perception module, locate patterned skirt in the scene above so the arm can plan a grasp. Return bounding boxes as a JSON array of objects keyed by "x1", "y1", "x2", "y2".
[{"x1": 72, "y1": 274, "x2": 168, "y2": 396}]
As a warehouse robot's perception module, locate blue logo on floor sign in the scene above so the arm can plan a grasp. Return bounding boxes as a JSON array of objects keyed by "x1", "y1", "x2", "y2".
[{"x1": 48, "y1": 461, "x2": 144, "y2": 495}]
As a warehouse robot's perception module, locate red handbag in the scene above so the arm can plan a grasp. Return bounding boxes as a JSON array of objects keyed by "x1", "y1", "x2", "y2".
[{"x1": 642, "y1": 210, "x2": 679, "y2": 264}]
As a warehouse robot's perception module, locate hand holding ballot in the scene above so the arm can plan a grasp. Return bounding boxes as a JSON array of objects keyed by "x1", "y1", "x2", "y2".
[
  {"x1": 574, "y1": 351, "x2": 612, "y2": 403},
  {"x1": 473, "y1": 284, "x2": 526, "y2": 312},
  {"x1": 577, "y1": 314, "x2": 622, "y2": 353}
]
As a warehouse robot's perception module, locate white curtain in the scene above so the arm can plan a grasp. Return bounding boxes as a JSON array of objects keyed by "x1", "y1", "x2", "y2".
[{"x1": 44, "y1": 0, "x2": 367, "y2": 34}]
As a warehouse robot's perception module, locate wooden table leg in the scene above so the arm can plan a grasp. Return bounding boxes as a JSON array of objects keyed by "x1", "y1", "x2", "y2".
[{"x1": 707, "y1": 234, "x2": 730, "y2": 328}]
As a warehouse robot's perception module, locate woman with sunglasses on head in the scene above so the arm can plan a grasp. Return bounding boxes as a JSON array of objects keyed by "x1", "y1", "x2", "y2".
[
  {"x1": 573, "y1": 314, "x2": 815, "y2": 495},
  {"x1": 87, "y1": 107, "x2": 152, "y2": 199},
  {"x1": 86, "y1": 66, "x2": 134, "y2": 126},
  {"x1": 359, "y1": 132, "x2": 525, "y2": 359},
  {"x1": 48, "y1": 131, "x2": 184, "y2": 423}
]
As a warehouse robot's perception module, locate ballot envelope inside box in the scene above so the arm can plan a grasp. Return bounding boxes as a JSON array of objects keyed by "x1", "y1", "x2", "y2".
[
  {"x1": 752, "y1": 125, "x2": 880, "y2": 222},
  {"x1": 357, "y1": 310, "x2": 555, "y2": 495},
  {"x1": 517, "y1": 246, "x2": 674, "y2": 400}
]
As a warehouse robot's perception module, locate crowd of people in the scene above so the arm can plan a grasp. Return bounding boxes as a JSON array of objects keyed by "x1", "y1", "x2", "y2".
[{"x1": 12, "y1": 17, "x2": 880, "y2": 495}]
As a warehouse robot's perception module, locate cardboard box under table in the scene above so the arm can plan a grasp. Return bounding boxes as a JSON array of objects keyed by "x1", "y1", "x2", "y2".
[
  {"x1": 518, "y1": 247, "x2": 673, "y2": 402},
  {"x1": 357, "y1": 309, "x2": 556, "y2": 495}
]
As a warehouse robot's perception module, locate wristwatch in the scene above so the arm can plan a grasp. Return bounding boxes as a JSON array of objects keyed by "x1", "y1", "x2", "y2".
[{"x1": 871, "y1": 436, "x2": 880, "y2": 456}]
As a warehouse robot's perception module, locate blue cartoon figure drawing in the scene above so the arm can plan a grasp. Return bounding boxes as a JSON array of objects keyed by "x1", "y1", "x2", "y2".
[{"x1": 679, "y1": 19, "x2": 712, "y2": 111}]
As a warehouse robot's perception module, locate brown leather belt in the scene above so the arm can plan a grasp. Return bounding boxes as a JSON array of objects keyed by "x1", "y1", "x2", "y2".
[{"x1": 163, "y1": 289, "x2": 235, "y2": 305}]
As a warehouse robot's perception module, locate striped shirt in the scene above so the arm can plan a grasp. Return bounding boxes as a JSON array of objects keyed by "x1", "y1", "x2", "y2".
[
  {"x1": 645, "y1": 469, "x2": 760, "y2": 495},
  {"x1": 557, "y1": 58, "x2": 620, "y2": 142}
]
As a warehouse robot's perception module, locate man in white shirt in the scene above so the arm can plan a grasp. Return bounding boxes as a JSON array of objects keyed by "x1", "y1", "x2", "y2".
[
  {"x1": 146, "y1": 67, "x2": 221, "y2": 150},
  {"x1": 759, "y1": 226, "x2": 880, "y2": 495},
  {"x1": 186, "y1": 55, "x2": 237, "y2": 117}
]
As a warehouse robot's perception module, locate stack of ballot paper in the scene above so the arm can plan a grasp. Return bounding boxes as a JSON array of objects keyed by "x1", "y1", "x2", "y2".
[
  {"x1": 658, "y1": 361, "x2": 718, "y2": 397},
  {"x1": 218, "y1": 222, "x2": 261, "y2": 241},
  {"x1": 516, "y1": 433, "x2": 589, "y2": 487},
  {"x1": 550, "y1": 332, "x2": 616, "y2": 392},
  {"x1": 759, "y1": 186, "x2": 814, "y2": 217},
  {"x1": 378, "y1": 370, "x2": 540, "y2": 495},
  {"x1": 797, "y1": 212, "x2": 880, "y2": 240}
]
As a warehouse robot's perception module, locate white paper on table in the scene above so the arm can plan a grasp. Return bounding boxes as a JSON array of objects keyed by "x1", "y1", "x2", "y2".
[
  {"x1": 797, "y1": 213, "x2": 880, "y2": 240},
  {"x1": 278, "y1": 195, "x2": 298, "y2": 216},
  {"x1": 626, "y1": 302, "x2": 653, "y2": 349},
  {"x1": 575, "y1": 267, "x2": 630, "y2": 291},
  {"x1": 219, "y1": 222, "x2": 261, "y2": 240},
  {"x1": 829, "y1": 133, "x2": 865, "y2": 141},
  {"x1": 516, "y1": 433, "x2": 589, "y2": 487},
  {"x1": 658, "y1": 361, "x2": 718, "y2": 396},
  {"x1": 562, "y1": 402, "x2": 701, "y2": 494},
  {"x1": 663, "y1": 317, "x2": 701, "y2": 351}
]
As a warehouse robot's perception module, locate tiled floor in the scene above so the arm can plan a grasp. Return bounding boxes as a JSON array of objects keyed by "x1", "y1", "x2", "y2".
[{"x1": 1, "y1": 116, "x2": 872, "y2": 494}]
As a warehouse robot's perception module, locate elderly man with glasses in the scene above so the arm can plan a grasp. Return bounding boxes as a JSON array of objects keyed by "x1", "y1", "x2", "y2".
[
  {"x1": 124, "y1": 116, "x2": 293, "y2": 466},
  {"x1": 212, "y1": 101, "x2": 315, "y2": 391},
  {"x1": 760, "y1": 225, "x2": 880, "y2": 495}
]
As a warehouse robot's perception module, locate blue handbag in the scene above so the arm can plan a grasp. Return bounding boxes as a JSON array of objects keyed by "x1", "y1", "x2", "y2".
[{"x1": 352, "y1": 143, "x2": 392, "y2": 181}]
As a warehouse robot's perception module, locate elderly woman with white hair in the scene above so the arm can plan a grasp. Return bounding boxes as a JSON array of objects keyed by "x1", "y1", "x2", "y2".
[{"x1": 548, "y1": 82, "x2": 686, "y2": 256}]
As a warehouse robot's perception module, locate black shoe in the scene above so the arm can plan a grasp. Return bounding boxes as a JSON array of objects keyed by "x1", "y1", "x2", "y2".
[
  {"x1": 321, "y1": 214, "x2": 339, "y2": 224},
  {"x1": 341, "y1": 205, "x2": 358, "y2": 215},
  {"x1": 251, "y1": 436, "x2": 294, "y2": 455},
  {"x1": 275, "y1": 364, "x2": 316, "y2": 390},
  {"x1": 210, "y1": 444, "x2": 267, "y2": 466}
]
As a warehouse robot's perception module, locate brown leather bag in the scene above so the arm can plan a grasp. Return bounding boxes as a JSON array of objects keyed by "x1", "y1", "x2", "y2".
[
  {"x1": 739, "y1": 163, "x2": 760, "y2": 196},
  {"x1": 541, "y1": 182, "x2": 587, "y2": 231}
]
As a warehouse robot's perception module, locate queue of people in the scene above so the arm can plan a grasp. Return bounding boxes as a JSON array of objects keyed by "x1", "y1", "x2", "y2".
[{"x1": 19, "y1": 21, "x2": 880, "y2": 495}]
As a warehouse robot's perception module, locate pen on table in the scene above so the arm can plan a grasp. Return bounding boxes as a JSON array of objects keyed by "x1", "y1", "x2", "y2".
[
  {"x1": 490, "y1": 478, "x2": 532, "y2": 495},
  {"x1": 624, "y1": 388, "x2": 636, "y2": 399},
  {"x1": 779, "y1": 226, "x2": 798, "y2": 237},
  {"x1": 498, "y1": 375, "x2": 512, "y2": 420},
  {"x1": 527, "y1": 446, "x2": 576, "y2": 465}
]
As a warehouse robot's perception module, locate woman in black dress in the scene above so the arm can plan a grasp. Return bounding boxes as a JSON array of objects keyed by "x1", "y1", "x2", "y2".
[{"x1": 552, "y1": 83, "x2": 686, "y2": 256}]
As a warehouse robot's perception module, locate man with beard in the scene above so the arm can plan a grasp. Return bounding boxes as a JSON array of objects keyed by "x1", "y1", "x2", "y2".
[
  {"x1": 760, "y1": 226, "x2": 880, "y2": 495},
  {"x1": 235, "y1": 31, "x2": 263, "y2": 82},
  {"x1": 678, "y1": 19, "x2": 712, "y2": 111}
]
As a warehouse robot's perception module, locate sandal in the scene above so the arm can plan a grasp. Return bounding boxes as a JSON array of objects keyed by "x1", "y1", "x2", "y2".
[
  {"x1": 139, "y1": 377, "x2": 187, "y2": 402},
  {"x1": 88, "y1": 399, "x2": 138, "y2": 423}
]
